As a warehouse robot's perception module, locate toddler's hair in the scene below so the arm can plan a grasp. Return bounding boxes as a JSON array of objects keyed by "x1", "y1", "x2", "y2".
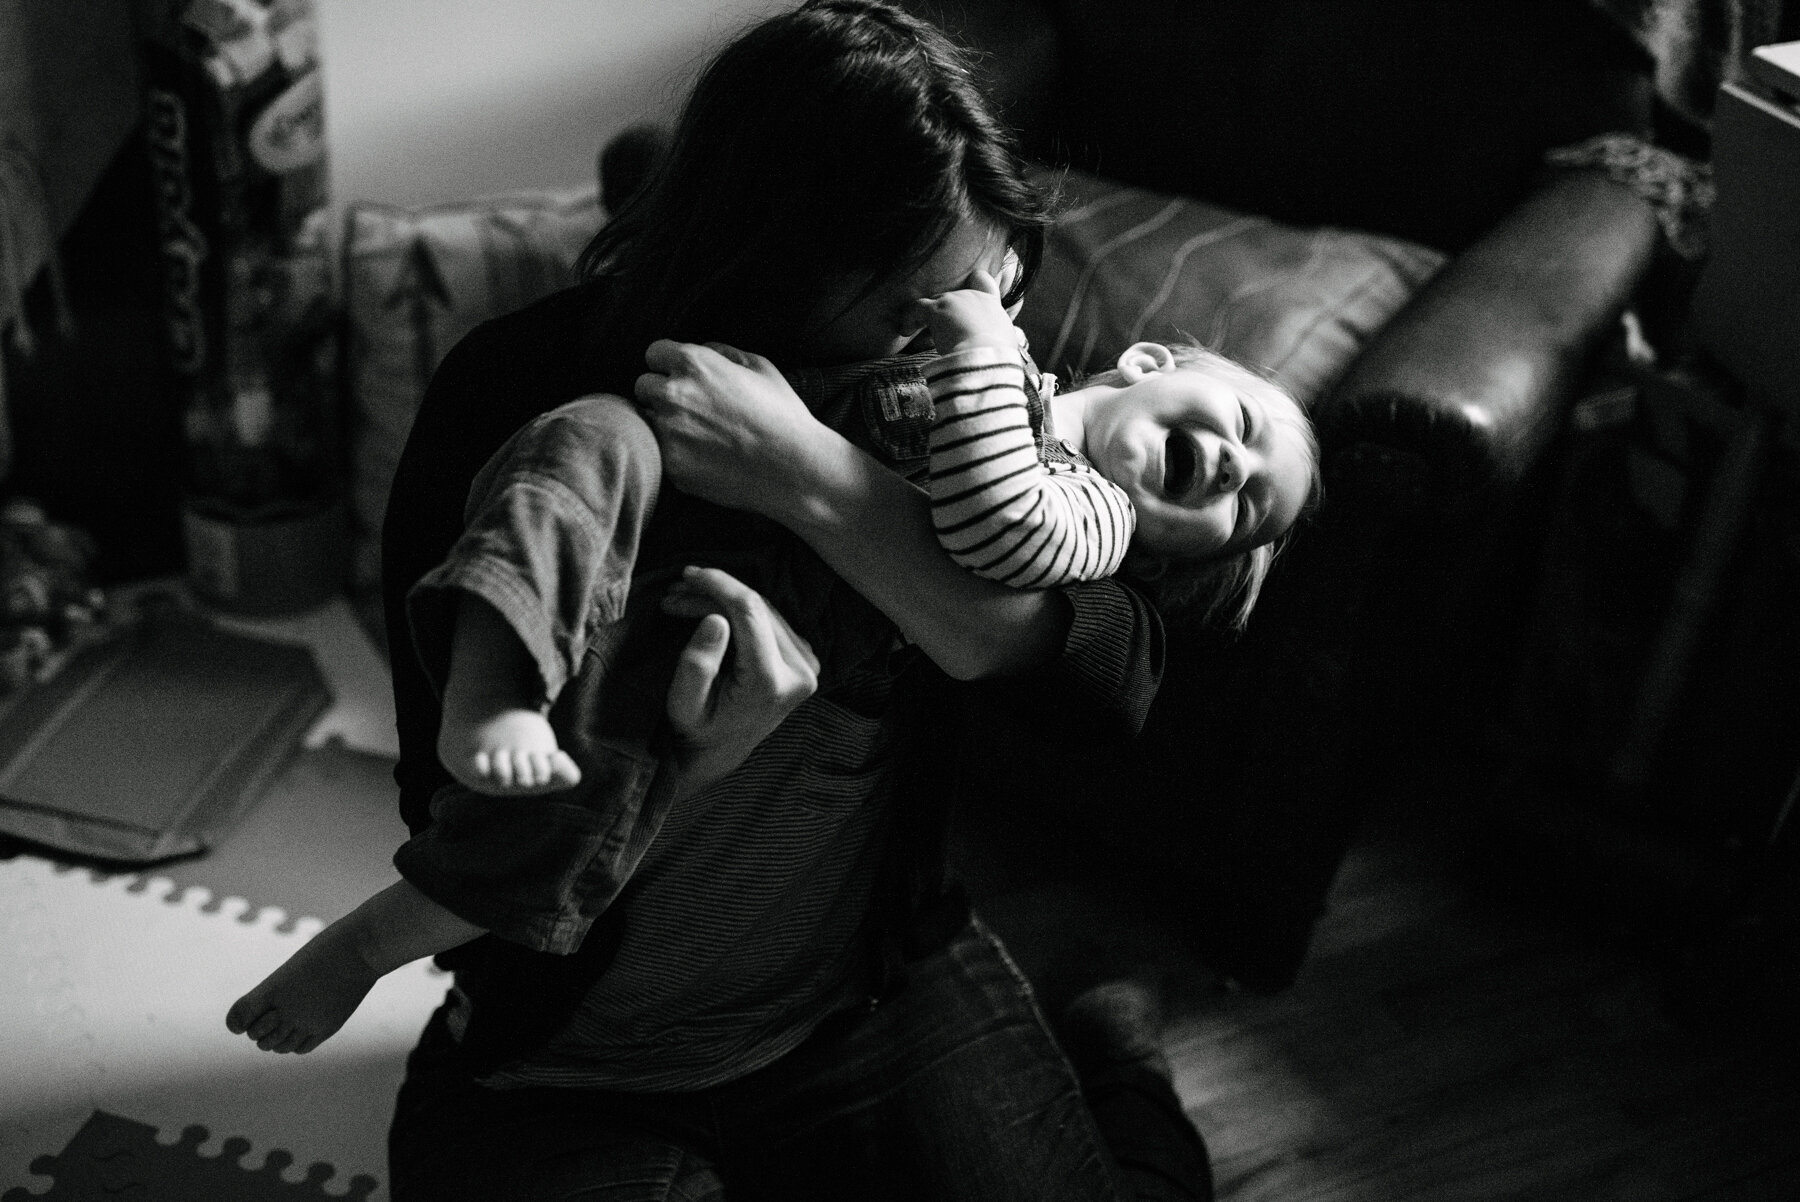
[
  {"x1": 1085, "y1": 344, "x2": 1322, "y2": 630},
  {"x1": 577, "y1": 0, "x2": 1050, "y2": 363}
]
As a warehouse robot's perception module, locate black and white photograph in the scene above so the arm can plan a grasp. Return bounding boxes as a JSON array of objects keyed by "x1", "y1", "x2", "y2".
[{"x1": 2, "y1": 1, "x2": 1797, "y2": 1197}]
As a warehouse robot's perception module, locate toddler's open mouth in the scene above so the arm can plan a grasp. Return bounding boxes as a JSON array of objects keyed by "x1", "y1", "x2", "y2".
[{"x1": 1163, "y1": 429, "x2": 1198, "y2": 498}]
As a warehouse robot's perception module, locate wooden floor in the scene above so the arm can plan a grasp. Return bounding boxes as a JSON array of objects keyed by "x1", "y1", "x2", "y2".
[{"x1": 1152, "y1": 784, "x2": 1800, "y2": 1202}]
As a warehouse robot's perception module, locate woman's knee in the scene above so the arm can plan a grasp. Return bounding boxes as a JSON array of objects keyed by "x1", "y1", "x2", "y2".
[
  {"x1": 386, "y1": 1016, "x2": 723, "y2": 1202},
  {"x1": 392, "y1": 1122, "x2": 723, "y2": 1202},
  {"x1": 546, "y1": 1136, "x2": 726, "y2": 1202}
]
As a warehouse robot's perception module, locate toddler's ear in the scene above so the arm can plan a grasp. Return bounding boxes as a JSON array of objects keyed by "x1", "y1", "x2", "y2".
[{"x1": 1115, "y1": 342, "x2": 1177, "y2": 381}]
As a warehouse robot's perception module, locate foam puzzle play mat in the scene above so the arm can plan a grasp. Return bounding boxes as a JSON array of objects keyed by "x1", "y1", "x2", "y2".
[{"x1": 1, "y1": 746, "x2": 442, "y2": 1201}]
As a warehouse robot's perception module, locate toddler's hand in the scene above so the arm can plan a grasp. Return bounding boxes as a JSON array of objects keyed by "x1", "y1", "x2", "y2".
[{"x1": 911, "y1": 268, "x2": 1022, "y2": 359}]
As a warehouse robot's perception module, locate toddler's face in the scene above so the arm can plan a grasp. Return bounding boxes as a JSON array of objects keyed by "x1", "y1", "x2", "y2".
[{"x1": 1082, "y1": 359, "x2": 1313, "y2": 559}]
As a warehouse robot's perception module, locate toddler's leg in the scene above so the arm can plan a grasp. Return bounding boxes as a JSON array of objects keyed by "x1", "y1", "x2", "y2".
[
  {"x1": 226, "y1": 921, "x2": 382, "y2": 1054},
  {"x1": 228, "y1": 880, "x2": 483, "y2": 1054}
]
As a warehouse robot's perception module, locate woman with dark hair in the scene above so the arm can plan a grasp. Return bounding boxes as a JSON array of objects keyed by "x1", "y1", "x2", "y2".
[
  {"x1": 574, "y1": 0, "x2": 1047, "y2": 360},
  {"x1": 237, "y1": 2, "x2": 1213, "y2": 1196}
]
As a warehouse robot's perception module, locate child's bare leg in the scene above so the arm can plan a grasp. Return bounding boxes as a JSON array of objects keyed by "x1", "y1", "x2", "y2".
[
  {"x1": 437, "y1": 593, "x2": 581, "y2": 796},
  {"x1": 227, "y1": 880, "x2": 484, "y2": 1054}
]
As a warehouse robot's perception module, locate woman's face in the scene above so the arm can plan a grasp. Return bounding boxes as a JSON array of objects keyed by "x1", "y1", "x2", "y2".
[{"x1": 801, "y1": 218, "x2": 1008, "y2": 364}]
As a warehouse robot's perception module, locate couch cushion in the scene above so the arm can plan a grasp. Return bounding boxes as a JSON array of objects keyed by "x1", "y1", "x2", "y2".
[
  {"x1": 1018, "y1": 168, "x2": 1446, "y2": 410},
  {"x1": 341, "y1": 188, "x2": 602, "y2": 591}
]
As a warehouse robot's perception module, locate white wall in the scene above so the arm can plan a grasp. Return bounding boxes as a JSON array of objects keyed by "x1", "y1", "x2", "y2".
[{"x1": 314, "y1": 0, "x2": 796, "y2": 209}]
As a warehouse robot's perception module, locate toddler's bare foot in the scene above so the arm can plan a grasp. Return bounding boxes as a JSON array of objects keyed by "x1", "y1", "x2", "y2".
[
  {"x1": 225, "y1": 927, "x2": 381, "y2": 1054},
  {"x1": 438, "y1": 706, "x2": 582, "y2": 795}
]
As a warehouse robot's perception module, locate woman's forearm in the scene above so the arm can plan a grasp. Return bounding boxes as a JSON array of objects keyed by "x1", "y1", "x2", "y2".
[
  {"x1": 634, "y1": 339, "x2": 1072, "y2": 676},
  {"x1": 782, "y1": 426, "x2": 1072, "y2": 678}
]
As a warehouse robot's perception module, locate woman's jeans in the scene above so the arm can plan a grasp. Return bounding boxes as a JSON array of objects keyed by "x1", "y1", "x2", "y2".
[{"x1": 389, "y1": 916, "x2": 1212, "y2": 1201}]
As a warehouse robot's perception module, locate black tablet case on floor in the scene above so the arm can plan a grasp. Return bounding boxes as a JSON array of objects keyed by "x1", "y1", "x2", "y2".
[{"x1": 0, "y1": 610, "x2": 331, "y2": 863}]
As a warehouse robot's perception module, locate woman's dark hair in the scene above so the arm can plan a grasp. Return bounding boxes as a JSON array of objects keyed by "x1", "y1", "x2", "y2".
[{"x1": 577, "y1": 0, "x2": 1049, "y2": 365}]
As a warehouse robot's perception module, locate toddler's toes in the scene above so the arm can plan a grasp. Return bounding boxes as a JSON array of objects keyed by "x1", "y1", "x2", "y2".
[
  {"x1": 494, "y1": 749, "x2": 569, "y2": 794},
  {"x1": 465, "y1": 747, "x2": 583, "y2": 794},
  {"x1": 549, "y1": 751, "x2": 581, "y2": 788},
  {"x1": 255, "y1": 1019, "x2": 294, "y2": 1051},
  {"x1": 244, "y1": 1007, "x2": 283, "y2": 1044},
  {"x1": 225, "y1": 996, "x2": 258, "y2": 1035}
]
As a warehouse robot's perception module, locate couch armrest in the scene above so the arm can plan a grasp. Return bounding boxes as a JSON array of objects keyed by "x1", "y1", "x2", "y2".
[{"x1": 1316, "y1": 170, "x2": 1660, "y2": 516}]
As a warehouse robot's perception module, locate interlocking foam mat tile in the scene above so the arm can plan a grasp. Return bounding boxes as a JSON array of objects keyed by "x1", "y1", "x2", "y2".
[
  {"x1": 0, "y1": 745, "x2": 447, "y2": 1200},
  {"x1": 147, "y1": 742, "x2": 412, "y2": 936}
]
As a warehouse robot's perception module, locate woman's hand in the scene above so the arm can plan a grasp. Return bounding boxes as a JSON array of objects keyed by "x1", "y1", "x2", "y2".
[
  {"x1": 635, "y1": 339, "x2": 827, "y2": 522},
  {"x1": 660, "y1": 565, "x2": 820, "y2": 798}
]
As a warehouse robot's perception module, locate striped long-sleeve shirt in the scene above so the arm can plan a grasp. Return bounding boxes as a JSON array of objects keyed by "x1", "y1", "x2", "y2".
[{"x1": 927, "y1": 345, "x2": 1136, "y2": 588}]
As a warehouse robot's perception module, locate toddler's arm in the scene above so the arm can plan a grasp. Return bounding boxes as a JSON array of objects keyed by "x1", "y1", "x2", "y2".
[{"x1": 916, "y1": 273, "x2": 1135, "y2": 587}]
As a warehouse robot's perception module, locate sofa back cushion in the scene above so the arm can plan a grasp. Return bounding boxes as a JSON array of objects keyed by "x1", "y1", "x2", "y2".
[
  {"x1": 1020, "y1": 168, "x2": 1445, "y2": 409},
  {"x1": 340, "y1": 188, "x2": 601, "y2": 592}
]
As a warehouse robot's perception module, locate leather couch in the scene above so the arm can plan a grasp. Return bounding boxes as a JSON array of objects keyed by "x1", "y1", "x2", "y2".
[{"x1": 898, "y1": 0, "x2": 1669, "y2": 988}]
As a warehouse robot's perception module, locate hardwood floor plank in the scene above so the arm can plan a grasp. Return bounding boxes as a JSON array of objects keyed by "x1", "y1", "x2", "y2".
[{"x1": 1155, "y1": 785, "x2": 1800, "y2": 1202}]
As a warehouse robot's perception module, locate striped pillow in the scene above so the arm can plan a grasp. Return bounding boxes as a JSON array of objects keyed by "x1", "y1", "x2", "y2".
[
  {"x1": 1019, "y1": 168, "x2": 1445, "y2": 407},
  {"x1": 340, "y1": 187, "x2": 602, "y2": 593}
]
